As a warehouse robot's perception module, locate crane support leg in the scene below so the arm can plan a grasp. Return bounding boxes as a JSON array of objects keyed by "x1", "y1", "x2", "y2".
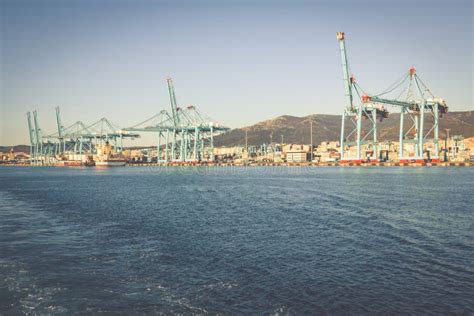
[
  {"x1": 340, "y1": 110, "x2": 346, "y2": 160},
  {"x1": 434, "y1": 105, "x2": 439, "y2": 160},
  {"x1": 356, "y1": 106, "x2": 362, "y2": 160},
  {"x1": 157, "y1": 132, "x2": 162, "y2": 162},
  {"x1": 372, "y1": 110, "x2": 378, "y2": 161},
  {"x1": 194, "y1": 128, "x2": 198, "y2": 161},
  {"x1": 419, "y1": 104, "x2": 425, "y2": 160},
  {"x1": 399, "y1": 108, "x2": 405, "y2": 160},
  {"x1": 165, "y1": 129, "x2": 170, "y2": 162}
]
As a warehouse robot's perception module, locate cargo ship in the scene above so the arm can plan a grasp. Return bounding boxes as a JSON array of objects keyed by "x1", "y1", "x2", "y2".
[
  {"x1": 94, "y1": 141, "x2": 127, "y2": 167},
  {"x1": 54, "y1": 154, "x2": 95, "y2": 167},
  {"x1": 95, "y1": 159, "x2": 127, "y2": 167},
  {"x1": 55, "y1": 160, "x2": 81, "y2": 167}
]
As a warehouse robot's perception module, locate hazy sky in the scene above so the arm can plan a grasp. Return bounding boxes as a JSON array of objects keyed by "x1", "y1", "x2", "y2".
[{"x1": 1, "y1": 0, "x2": 473, "y2": 146}]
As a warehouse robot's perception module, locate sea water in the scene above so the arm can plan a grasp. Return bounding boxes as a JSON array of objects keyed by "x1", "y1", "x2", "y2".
[{"x1": 1, "y1": 166, "x2": 473, "y2": 314}]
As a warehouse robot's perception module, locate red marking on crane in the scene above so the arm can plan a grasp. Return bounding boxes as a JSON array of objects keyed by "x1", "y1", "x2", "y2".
[
  {"x1": 409, "y1": 66, "x2": 416, "y2": 76},
  {"x1": 361, "y1": 95, "x2": 371, "y2": 103}
]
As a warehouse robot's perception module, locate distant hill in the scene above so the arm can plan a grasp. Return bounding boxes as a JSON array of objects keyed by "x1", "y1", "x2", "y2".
[
  {"x1": 0, "y1": 145, "x2": 154, "y2": 153},
  {"x1": 0, "y1": 145, "x2": 30, "y2": 153},
  {"x1": 2, "y1": 111, "x2": 473, "y2": 151},
  {"x1": 214, "y1": 111, "x2": 474, "y2": 147}
]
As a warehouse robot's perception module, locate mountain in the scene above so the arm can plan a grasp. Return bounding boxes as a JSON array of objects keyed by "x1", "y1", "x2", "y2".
[
  {"x1": 2, "y1": 112, "x2": 473, "y2": 151},
  {"x1": 0, "y1": 145, "x2": 30, "y2": 153},
  {"x1": 214, "y1": 111, "x2": 474, "y2": 147}
]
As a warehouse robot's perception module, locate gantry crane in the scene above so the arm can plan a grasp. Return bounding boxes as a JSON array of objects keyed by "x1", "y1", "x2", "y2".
[
  {"x1": 337, "y1": 32, "x2": 389, "y2": 163},
  {"x1": 26, "y1": 110, "x2": 57, "y2": 165},
  {"x1": 27, "y1": 107, "x2": 140, "y2": 165},
  {"x1": 360, "y1": 67, "x2": 448, "y2": 162},
  {"x1": 26, "y1": 79, "x2": 228, "y2": 165},
  {"x1": 124, "y1": 78, "x2": 229, "y2": 163},
  {"x1": 336, "y1": 32, "x2": 448, "y2": 163}
]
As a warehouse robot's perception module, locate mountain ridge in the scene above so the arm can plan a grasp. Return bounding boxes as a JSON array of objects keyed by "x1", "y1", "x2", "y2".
[
  {"x1": 2, "y1": 111, "x2": 473, "y2": 151},
  {"x1": 214, "y1": 111, "x2": 474, "y2": 147}
]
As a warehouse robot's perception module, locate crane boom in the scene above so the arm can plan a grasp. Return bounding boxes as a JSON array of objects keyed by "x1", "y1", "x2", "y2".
[
  {"x1": 166, "y1": 78, "x2": 180, "y2": 127},
  {"x1": 368, "y1": 96, "x2": 419, "y2": 110},
  {"x1": 336, "y1": 32, "x2": 354, "y2": 111},
  {"x1": 55, "y1": 106, "x2": 64, "y2": 138},
  {"x1": 364, "y1": 95, "x2": 447, "y2": 113},
  {"x1": 33, "y1": 110, "x2": 41, "y2": 144},
  {"x1": 27, "y1": 112, "x2": 36, "y2": 145}
]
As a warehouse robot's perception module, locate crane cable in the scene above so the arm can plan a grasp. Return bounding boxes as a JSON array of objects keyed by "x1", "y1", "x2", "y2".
[
  {"x1": 414, "y1": 75, "x2": 436, "y2": 98},
  {"x1": 373, "y1": 72, "x2": 409, "y2": 97}
]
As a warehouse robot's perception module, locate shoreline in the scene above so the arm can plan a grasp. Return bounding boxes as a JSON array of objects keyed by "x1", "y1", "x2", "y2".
[{"x1": 2, "y1": 162, "x2": 473, "y2": 168}]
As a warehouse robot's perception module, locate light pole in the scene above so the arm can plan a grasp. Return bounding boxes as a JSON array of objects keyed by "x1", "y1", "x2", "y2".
[
  {"x1": 281, "y1": 134, "x2": 284, "y2": 161},
  {"x1": 270, "y1": 133, "x2": 273, "y2": 161},
  {"x1": 245, "y1": 129, "x2": 248, "y2": 151}
]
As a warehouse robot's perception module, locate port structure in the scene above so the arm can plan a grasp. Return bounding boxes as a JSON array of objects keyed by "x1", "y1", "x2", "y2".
[
  {"x1": 337, "y1": 32, "x2": 389, "y2": 163},
  {"x1": 26, "y1": 78, "x2": 228, "y2": 165},
  {"x1": 337, "y1": 32, "x2": 448, "y2": 163},
  {"x1": 124, "y1": 78, "x2": 230, "y2": 163},
  {"x1": 27, "y1": 107, "x2": 139, "y2": 165},
  {"x1": 27, "y1": 110, "x2": 62, "y2": 165},
  {"x1": 361, "y1": 68, "x2": 448, "y2": 162}
]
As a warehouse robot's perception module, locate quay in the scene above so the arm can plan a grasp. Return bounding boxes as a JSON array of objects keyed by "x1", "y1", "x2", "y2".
[{"x1": 2, "y1": 162, "x2": 473, "y2": 168}]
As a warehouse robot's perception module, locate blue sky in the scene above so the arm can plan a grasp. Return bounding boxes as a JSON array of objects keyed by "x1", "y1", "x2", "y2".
[{"x1": 1, "y1": 0, "x2": 472, "y2": 146}]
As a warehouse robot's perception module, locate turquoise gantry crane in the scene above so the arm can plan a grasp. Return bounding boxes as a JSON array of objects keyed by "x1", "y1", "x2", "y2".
[
  {"x1": 337, "y1": 32, "x2": 388, "y2": 163},
  {"x1": 124, "y1": 78, "x2": 229, "y2": 163},
  {"x1": 26, "y1": 110, "x2": 58, "y2": 165},
  {"x1": 361, "y1": 67, "x2": 448, "y2": 162},
  {"x1": 27, "y1": 107, "x2": 140, "y2": 165},
  {"x1": 336, "y1": 32, "x2": 448, "y2": 163},
  {"x1": 26, "y1": 80, "x2": 228, "y2": 165}
]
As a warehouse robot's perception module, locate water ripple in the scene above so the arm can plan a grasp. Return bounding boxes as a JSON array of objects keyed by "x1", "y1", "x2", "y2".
[{"x1": 0, "y1": 167, "x2": 473, "y2": 314}]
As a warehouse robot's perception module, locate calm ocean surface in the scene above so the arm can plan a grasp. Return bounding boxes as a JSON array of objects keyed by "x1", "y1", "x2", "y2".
[{"x1": 0, "y1": 166, "x2": 473, "y2": 314}]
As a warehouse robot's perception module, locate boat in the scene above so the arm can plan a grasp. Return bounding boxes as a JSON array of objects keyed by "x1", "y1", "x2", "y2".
[
  {"x1": 94, "y1": 141, "x2": 127, "y2": 167},
  {"x1": 63, "y1": 161, "x2": 84, "y2": 167},
  {"x1": 95, "y1": 159, "x2": 127, "y2": 167},
  {"x1": 54, "y1": 154, "x2": 95, "y2": 167},
  {"x1": 54, "y1": 159, "x2": 84, "y2": 167}
]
